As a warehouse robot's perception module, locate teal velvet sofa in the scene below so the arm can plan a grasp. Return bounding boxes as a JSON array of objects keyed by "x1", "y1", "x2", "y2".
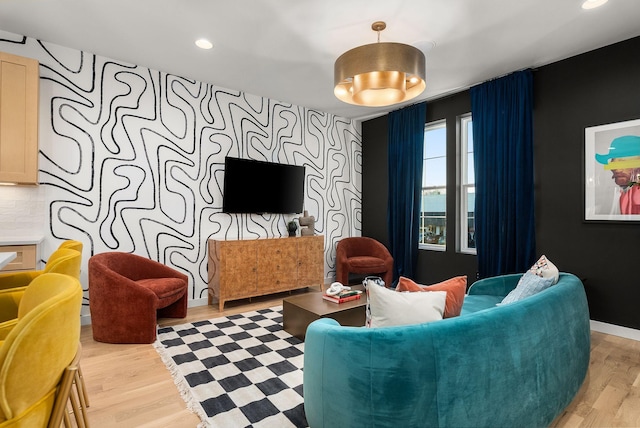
[{"x1": 303, "y1": 272, "x2": 590, "y2": 428}]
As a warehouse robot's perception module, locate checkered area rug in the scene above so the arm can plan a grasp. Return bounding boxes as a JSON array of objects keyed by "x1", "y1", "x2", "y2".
[{"x1": 153, "y1": 306, "x2": 307, "y2": 428}]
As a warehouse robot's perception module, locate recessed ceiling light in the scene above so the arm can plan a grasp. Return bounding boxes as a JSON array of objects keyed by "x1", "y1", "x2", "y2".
[
  {"x1": 195, "y1": 39, "x2": 213, "y2": 50},
  {"x1": 582, "y1": 0, "x2": 608, "y2": 10}
]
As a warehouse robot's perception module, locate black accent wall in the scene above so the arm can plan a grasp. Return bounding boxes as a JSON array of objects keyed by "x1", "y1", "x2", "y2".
[{"x1": 362, "y1": 35, "x2": 640, "y2": 329}]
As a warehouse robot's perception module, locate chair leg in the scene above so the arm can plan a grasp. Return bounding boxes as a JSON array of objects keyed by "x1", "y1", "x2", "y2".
[
  {"x1": 77, "y1": 364, "x2": 90, "y2": 407},
  {"x1": 49, "y1": 344, "x2": 91, "y2": 428},
  {"x1": 68, "y1": 381, "x2": 86, "y2": 428},
  {"x1": 62, "y1": 409, "x2": 72, "y2": 428},
  {"x1": 48, "y1": 364, "x2": 77, "y2": 428},
  {"x1": 73, "y1": 345, "x2": 90, "y2": 427},
  {"x1": 68, "y1": 385, "x2": 82, "y2": 427},
  {"x1": 73, "y1": 365, "x2": 90, "y2": 427}
]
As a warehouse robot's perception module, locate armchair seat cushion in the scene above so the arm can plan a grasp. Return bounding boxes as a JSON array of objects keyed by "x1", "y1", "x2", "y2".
[
  {"x1": 136, "y1": 278, "x2": 187, "y2": 308},
  {"x1": 346, "y1": 256, "x2": 387, "y2": 272}
]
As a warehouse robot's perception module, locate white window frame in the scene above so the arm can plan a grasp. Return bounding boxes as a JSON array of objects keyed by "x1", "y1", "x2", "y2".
[
  {"x1": 419, "y1": 120, "x2": 446, "y2": 252},
  {"x1": 458, "y1": 113, "x2": 476, "y2": 255}
]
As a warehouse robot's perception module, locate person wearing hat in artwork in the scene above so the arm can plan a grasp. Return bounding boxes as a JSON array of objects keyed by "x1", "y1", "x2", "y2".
[{"x1": 595, "y1": 135, "x2": 640, "y2": 215}]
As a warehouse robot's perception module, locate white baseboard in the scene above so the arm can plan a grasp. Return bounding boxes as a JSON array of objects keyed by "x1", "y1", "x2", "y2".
[
  {"x1": 590, "y1": 320, "x2": 640, "y2": 342},
  {"x1": 80, "y1": 314, "x2": 91, "y2": 326},
  {"x1": 189, "y1": 297, "x2": 208, "y2": 308}
]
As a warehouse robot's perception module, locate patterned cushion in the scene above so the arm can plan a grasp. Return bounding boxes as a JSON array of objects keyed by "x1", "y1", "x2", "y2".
[
  {"x1": 528, "y1": 254, "x2": 559, "y2": 284},
  {"x1": 500, "y1": 255, "x2": 560, "y2": 305},
  {"x1": 501, "y1": 271, "x2": 555, "y2": 304}
]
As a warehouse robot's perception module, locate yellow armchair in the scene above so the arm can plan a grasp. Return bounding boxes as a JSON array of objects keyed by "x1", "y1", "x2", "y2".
[
  {"x1": 0, "y1": 273, "x2": 82, "y2": 427},
  {"x1": 0, "y1": 248, "x2": 81, "y2": 324},
  {"x1": 0, "y1": 245, "x2": 83, "y2": 291},
  {"x1": 56, "y1": 240, "x2": 83, "y2": 253}
]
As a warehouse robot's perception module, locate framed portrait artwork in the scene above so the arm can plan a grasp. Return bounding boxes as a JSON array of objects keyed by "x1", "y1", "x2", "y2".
[{"x1": 584, "y1": 118, "x2": 640, "y2": 221}]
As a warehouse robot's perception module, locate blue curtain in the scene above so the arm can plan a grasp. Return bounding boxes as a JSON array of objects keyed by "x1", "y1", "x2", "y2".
[
  {"x1": 387, "y1": 102, "x2": 427, "y2": 285},
  {"x1": 470, "y1": 70, "x2": 535, "y2": 278}
]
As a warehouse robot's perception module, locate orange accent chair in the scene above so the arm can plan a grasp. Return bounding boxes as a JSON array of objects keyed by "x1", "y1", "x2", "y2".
[
  {"x1": 335, "y1": 237, "x2": 394, "y2": 287},
  {"x1": 88, "y1": 252, "x2": 188, "y2": 344}
]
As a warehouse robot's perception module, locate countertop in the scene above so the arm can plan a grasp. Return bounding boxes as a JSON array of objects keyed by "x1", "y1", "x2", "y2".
[
  {"x1": 0, "y1": 252, "x2": 17, "y2": 270},
  {"x1": 0, "y1": 236, "x2": 44, "y2": 246}
]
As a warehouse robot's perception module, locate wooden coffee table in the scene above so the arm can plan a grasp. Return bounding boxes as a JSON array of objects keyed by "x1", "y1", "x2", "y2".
[{"x1": 283, "y1": 285, "x2": 366, "y2": 340}]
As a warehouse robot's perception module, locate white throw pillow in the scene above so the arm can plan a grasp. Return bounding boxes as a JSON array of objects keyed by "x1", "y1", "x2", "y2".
[{"x1": 366, "y1": 282, "x2": 446, "y2": 328}]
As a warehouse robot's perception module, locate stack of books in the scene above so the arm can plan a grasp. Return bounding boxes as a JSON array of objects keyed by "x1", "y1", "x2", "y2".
[{"x1": 322, "y1": 289, "x2": 363, "y2": 304}]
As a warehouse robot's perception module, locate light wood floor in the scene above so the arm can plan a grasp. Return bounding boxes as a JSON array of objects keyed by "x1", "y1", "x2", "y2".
[{"x1": 79, "y1": 290, "x2": 640, "y2": 428}]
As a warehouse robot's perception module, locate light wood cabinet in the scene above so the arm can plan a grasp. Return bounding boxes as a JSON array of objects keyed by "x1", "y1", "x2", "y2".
[
  {"x1": 0, "y1": 51, "x2": 39, "y2": 185},
  {"x1": 208, "y1": 235, "x2": 324, "y2": 311},
  {"x1": 0, "y1": 244, "x2": 37, "y2": 272}
]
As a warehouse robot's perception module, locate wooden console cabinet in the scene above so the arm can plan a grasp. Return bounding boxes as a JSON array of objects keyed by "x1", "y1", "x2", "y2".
[{"x1": 208, "y1": 235, "x2": 324, "y2": 311}]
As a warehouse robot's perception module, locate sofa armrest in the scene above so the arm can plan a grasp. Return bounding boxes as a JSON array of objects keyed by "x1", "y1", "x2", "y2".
[{"x1": 467, "y1": 273, "x2": 523, "y2": 297}]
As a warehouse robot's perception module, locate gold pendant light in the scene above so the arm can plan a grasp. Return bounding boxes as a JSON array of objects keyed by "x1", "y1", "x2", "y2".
[{"x1": 334, "y1": 21, "x2": 426, "y2": 107}]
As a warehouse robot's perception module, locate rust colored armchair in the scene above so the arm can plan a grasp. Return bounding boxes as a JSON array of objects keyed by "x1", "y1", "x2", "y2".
[
  {"x1": 88, "y1": 252, "x2": 188, "y2": 344},
  {"x1": 336, "y1": 237, "x2": 394, "y2": 287}
]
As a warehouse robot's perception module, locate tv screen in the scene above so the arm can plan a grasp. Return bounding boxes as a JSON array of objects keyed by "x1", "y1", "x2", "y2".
[{"x1": 222, "y1": 157, "x2": 305, "y2": 214}]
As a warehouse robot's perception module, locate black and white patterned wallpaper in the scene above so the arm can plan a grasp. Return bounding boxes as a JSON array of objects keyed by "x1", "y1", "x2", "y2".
[{"x1": 0, "y1": 32, "x2": 361, "y2": 311}]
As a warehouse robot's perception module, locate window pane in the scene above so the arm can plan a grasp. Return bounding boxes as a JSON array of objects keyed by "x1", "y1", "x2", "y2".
[
  {"x1": 420, "y1": 188, "x2": 446, "y2": 246},
  {"x1": 467, "y1": 153, "x2": 475, "y2": 185},
  {"x1": 459, "y1": 114, "x2": 476, "y2": 254},
  {"x1": 421, "y1": 120, "x2": 446, "y2": 250},
  {"x1": 424, "y1": 126, "x2": 446, "y2": 158},
  {"x1": 424, "y1": 158, "x2": 446, "y2": 187},
  {"x1": 466, "y1": 186, "x2": 476, "y2": 249}
]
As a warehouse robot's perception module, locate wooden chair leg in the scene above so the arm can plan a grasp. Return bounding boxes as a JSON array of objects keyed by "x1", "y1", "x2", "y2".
[
  {"x1": 77, "y1": 364, "x2": 90, "y2": 407},
  {"x1": 68, "y1": 383, "x2": 85, "y2": 428},
  {"x1": 73, "y1": 366, "x2": 90, "y2": 427},
  {"x1": 62, "y1": 408, "x2": 72, "y2": 428},
  {"x1": 49, "y1": 344, "x2": 91, "y2": 428},
  {"x1": 48, "y1": 359, "x2": 78, "y2": 428}
]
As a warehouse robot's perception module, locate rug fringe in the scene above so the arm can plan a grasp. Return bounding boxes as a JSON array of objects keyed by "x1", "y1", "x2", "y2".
[{"x1": 153, "y1": 339, "x2": 212, "y2": 428}]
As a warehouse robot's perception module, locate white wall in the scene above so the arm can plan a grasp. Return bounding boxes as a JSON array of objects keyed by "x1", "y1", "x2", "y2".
[{"x1": 0, "y1": 30, "x2": 362, "y2": 318}]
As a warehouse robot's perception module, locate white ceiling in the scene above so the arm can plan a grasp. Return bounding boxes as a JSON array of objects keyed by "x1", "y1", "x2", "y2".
[{"x1": 0, "y1": 0, "x2": 639, "y2": 121}]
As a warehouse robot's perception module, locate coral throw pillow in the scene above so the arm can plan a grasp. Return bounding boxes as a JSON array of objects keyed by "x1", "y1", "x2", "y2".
[{"x1": 397, "y1": 276, "x2": 467, "y2": 318}]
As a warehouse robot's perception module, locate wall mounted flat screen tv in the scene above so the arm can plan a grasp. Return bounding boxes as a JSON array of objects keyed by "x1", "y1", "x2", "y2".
[{"x1": 222, "y1": 157, "x2": 305, "y2": 214}]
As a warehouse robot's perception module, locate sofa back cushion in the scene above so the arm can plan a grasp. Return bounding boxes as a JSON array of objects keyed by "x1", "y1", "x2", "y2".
[
  {"x1": 397, "y1": 276, "x2": 467, "y2": 318},
  {"x1": 367, "y1": 282, "x2": 446, "y2": 327}
]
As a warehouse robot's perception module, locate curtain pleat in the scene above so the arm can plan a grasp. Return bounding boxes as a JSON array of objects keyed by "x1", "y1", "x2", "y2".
[
  {"x1": 471, "y1": 70, "x2": 536, "y2": 278},
  {"x1": 387, "y1": 102, "x2": 427, "y2": 285}
]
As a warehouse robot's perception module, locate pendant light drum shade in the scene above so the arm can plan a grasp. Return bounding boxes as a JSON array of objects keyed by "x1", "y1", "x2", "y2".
[{"x1": 334, "y1": 40, "x2": 426, "y2": 107}]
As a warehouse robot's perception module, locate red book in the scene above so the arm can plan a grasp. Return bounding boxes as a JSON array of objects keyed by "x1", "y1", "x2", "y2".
[{"x1": 322, "y1": 293, "x2": 363, "y2": 304}]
